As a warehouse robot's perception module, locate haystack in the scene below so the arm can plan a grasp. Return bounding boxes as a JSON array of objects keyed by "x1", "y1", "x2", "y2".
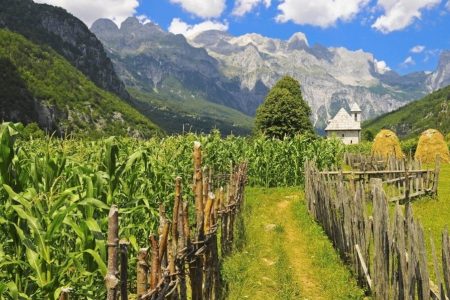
[
  {"x1": 414, "y1": 129, "x2": 450, "y2": 163},
  {"x1": 371, "y1": 129, "x2": 404, "y2": 159}
]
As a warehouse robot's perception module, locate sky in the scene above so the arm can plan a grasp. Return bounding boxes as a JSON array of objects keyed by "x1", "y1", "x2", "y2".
[{"x1": 34, "y1": 0, "x2": 450, "y2": 75}]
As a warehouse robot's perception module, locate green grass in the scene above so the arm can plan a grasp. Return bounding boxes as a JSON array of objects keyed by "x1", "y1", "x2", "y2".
[
  {"x1": 222, "y1": 187, "x2": 366, "y2": 299},
  {"x1": 411, "y1": 163, "x2": 450, "y2": 281}
]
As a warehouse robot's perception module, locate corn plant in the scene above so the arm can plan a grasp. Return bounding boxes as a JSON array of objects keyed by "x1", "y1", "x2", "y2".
[{"x1": 0, "y1": 123, "x2": 344, "y2": 298}]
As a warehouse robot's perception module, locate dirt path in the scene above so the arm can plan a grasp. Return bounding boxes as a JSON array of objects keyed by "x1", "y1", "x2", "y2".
[{"x1": 222, "y1": 187, "x2": 366, "y2": 300}]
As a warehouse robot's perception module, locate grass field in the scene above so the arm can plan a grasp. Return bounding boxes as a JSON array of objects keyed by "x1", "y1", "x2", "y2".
[
  {"x1": 222, "y1": 187, "x2": 366, "y2": 300},
  {"x1": 411, "y1": 163, "x2": 450, "y2": 280}
]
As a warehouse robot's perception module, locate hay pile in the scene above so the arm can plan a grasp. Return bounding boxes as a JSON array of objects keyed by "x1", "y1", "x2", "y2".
[
  {"x1": 415, "y1": 129, "x2": 450, "y2": 163},
  {"x1": 371, "y1": 129, "x2": 404, "y2": 159}
]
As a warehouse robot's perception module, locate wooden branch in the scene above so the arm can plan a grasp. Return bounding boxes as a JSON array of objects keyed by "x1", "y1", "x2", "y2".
[{"x1": 355, "y1": 244, "x2": 372, "y2": 290}]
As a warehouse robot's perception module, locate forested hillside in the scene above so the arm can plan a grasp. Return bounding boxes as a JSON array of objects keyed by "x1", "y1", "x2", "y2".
[
  {"x1": 0, "y1": 29, "x2": 161, "y2": 138},
  {"x1": 363, "y1": 84, "x2": 450, "y2": 139}
]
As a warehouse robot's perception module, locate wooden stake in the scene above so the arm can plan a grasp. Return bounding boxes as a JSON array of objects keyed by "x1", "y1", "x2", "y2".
[
  {"x1": 106, "y1": 205, "x2": 119, "y2": 300},
  {"x1": 136, "y1": 248, "x2": 148, "y2": 298},
  {"x1": 193, "y1": 142, "x2": 204, "y2": 238},
  {"x1": 119, "y1": 240, "x2": 129, "y2": 300},
  {"x1": 149, "y1": 234, "x2": 160, "y2": 290}
]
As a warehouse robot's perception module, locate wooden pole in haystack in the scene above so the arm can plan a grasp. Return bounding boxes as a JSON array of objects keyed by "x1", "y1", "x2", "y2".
[{"x1": 106, "y1": 205, "x2": 119, "y2": 300}]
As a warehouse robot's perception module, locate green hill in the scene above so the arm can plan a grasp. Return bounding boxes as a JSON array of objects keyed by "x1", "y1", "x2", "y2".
[
  {"x1": 363, "y1": 84, "x2": 450, "y2": 139},
  {"x1": 0, "y1": 29, "x2": 161, "y2": 138},
  {"x1": 129, "y1": 87, "x2": 254, "y2": 136}
]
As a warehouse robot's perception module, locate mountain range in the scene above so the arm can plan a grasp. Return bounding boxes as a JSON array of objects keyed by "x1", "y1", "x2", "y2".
[
  {"x1": 1, "y1": 0, "x2": 450, "y2": 137},
  {"x1": 92, "y1": 17, "x2": 450, "y2": 132},
  {"x1": 0, "y1": 0, "x2": 160, "y2": 137}
]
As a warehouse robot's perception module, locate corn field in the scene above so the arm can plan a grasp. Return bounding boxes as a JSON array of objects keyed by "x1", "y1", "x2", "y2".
[{"x1": 0, "y1": 123, "x2": 343, "y2": 299}]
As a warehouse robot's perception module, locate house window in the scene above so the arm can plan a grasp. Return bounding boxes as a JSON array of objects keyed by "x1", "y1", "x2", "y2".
[
  {"x1": 351, "y1": 140, "x2": 353, "y2": 144},
  {"x1": 342, "y1": 134, "x2": 345, "y2": 138},
  {"x1": 354, "y1": 114, "x2": 357, "y2": 121}
]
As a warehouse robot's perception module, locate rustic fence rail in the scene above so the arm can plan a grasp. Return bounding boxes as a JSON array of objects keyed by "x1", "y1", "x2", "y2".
[
  {"x1": 102, "y1": 142, "x2": 248, "y2": 300},
  {"x1": 323, "y1": 155, "x2": 440, "y2": 203},
  {"x1": 344, "y1": 153, "x2": 386, "y2": 171},
  {"x1": 306, "y1": 160, "x2": 450, "y2": 300}
]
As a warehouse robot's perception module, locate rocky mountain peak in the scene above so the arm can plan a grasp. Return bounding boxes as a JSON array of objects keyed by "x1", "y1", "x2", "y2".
[
  {"x1": 427, "y1": 50, "x2": 450, "y2": 91},
  {"x1": 91, "y1": 18, "x2": 118, "y2": 33},
  {"x1": 120, "y1": 16, "x2": 140, "y2": 30},
  {"x1": 287, "y1": 32, "x2": 309, "y2": 50}
]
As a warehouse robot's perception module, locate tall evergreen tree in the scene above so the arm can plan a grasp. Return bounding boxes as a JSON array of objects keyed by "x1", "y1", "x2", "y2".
[{"x1": 255, "y1": 76, "x2": 313, "y2": 139}]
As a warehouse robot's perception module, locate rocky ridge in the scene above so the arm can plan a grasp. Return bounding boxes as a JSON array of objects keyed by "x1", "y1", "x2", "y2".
[
  {"x1": 0, "y1": 0, "x2": 129, "y2": 100},
  {"x1": 190, "y1": 30, "x2": 440, "y2": 129}
]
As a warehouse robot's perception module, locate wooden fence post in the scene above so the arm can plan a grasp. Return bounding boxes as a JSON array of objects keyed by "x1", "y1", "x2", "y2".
[
  {"x1": 119, "y1": 240, "x2": 128, "y2": 300},
  {"x1": 192, "y1": 141, "x2": 204, "y2": 300},
  {"x1": 106, "y1": 205, "x2": 119, "y2": 300},
  {"x1": 442, "y1": 229, "x2": 450, "y2": 299},
  {"x1": 136, "y1": 249, "x2": 148, "y2": 298},
  {"x1": 433, "y1": 155, "x2": 441, "y2": 196}
]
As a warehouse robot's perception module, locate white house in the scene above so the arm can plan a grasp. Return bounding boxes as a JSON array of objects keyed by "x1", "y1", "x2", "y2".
[{"x1": 325, "y1": 103, "x2": 362, "y2": 144}]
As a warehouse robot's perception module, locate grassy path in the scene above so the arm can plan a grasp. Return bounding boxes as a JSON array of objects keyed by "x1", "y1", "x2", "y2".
[{"x1": 222, "y1": 187, "x2": 366, "y2": 300}]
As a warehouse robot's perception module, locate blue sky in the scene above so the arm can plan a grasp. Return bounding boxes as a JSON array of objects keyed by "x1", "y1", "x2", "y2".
[{"x1": 36, "y1": 0, "x2": 450, "y2": 74}]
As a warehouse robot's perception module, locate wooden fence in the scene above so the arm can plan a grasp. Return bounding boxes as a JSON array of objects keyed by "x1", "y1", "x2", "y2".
[
  {"x1": 344, "y1": 153, "x2": 386, "y2": 171},
  {"x1": 322, "y1": 156, "x2": 440, "y2": 203},
  {"x1": 103, "y1": 142, "x2": 248, "y2": 300},
  {"x1": 305, "y1": 161, "x2": 450, "y2": 300}
]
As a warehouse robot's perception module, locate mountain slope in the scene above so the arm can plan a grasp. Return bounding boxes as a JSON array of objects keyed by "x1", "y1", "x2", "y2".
[
  {"x1": 91, "y1": 17, "x2": 260, "y2": 134},
  {"x1": 363, "y1": 84, "x2": 450, "y2": 139},
  {"x1": 0, "y1": 0, "x2": 129, "y2": 100},
  {"x1": 427, "y1": 51, "x2": 450, "y2": 91},
  {"x1": 0, "y1": 29, "x2": 161, "y2": 138},
  {"x1": 129, "y1": 89, "x2": 254, "y2": 135}
]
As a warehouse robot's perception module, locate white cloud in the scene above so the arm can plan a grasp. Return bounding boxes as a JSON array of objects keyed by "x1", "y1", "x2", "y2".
[
  {"x1": 34, "y1": 0, "x2": 139, "y2": 27},
  {"x1": 275, "y1": 0, "x2": 369, "y2": 28},
  {"x1": 372, "y1": 0, "x2": 440, "y2": 33},
  {"x1": 168, "y1": 18, "x2": 229, "y2": 38},
  {"x1": 410, "y1": 45, "x2": 425, "y2": 53},
  {"x1": 233, "y1": 0, "x2": 271, "y2": 17},
  {"x1": 136, "y1": 15, "x2": 152, "y2": 25},
  {"x1": 374, "y1": 59, "x2": 392, "y2": 74},
  {"x1": 402, "y1": 56, "x2": 416, "y2": 66},
  {"x1": 169, "y1": 0, "x2": 226, "y2": 18},
  {"x1": 447, "y1": 1, "x2": 450, "y2": 11}
]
